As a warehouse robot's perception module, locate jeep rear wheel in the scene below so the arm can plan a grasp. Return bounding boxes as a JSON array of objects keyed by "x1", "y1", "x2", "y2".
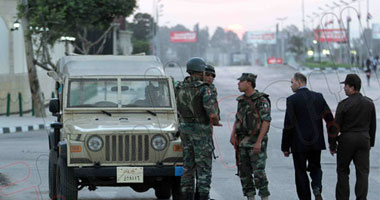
[
  {"x1": 48, "y1": 149, "x2": 57, "y2": 199},
  {"x1": 56, "y1": 157, "x2": 78, "y2": 200}
]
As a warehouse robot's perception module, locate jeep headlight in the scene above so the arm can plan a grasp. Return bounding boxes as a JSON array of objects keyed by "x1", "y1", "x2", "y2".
[
  {"x1": 151, "y1": 134, "x2": 167, "y2": 151},
  {"x1": 87, "y1": 135, "x2": 103, "y2": 152}
]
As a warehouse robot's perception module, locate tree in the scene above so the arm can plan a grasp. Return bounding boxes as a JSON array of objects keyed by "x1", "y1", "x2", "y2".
[
  {"x1": 210, "y1": 27, "x2": 241, "y2": 53},
  {"x1": 127, "y1": 12, "x2": 155, "y2": 54},
  {"x1": 130, "y1": 13, "x2": 154, "y2": 40},
  {"x1": 18, "y1": 0, "x2": 137, "y2": 71},
  {"x1": 17, "y1": 0, "x2": 137, "y2": 117},
  {"x1": 288, "y1": 35, "x2": 305, "y2": 61},
  {"x1": 197, "y1": 26, "x2": 210, "y2": 58}
]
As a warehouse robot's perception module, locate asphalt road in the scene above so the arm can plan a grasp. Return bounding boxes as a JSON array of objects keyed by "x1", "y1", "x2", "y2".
[{"x1": 0, "y1": 65, "x2": 380, "y2": 200}]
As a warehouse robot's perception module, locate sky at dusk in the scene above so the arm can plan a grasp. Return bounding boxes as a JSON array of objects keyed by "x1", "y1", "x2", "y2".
[{"x1": 132, "y1": 0, "x2": 379, "y2": 38}]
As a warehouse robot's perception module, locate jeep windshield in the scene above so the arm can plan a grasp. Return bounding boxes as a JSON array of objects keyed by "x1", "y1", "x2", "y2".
[
  {"x1": 121, "y1": 79, "x2": 171, "y2": 108},
  {"x1": 67, "y1": 78, "x2": 172, "y2": 108}
]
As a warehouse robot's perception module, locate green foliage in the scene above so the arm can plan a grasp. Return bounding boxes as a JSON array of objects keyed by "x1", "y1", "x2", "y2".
[
  {"x1": 127, "y1": 13, "x2": 155, "y2": 54},
  {"x1": 18, "y1": 0, "x2": 137, "y2": 45},
  {"x1": 305, "y1": 61, "x2": 354, "y2": 69},
  {"x1": 287, "y1": 35, "x2": 305, "y2": 57},
  {"x1": 129, "y1": 13, "x2": 154, "y2": 41}
]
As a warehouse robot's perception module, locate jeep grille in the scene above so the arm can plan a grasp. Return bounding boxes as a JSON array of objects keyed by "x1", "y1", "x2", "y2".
[{"x1": 105, "y1": 135, "x2": 150, "y2": 162}]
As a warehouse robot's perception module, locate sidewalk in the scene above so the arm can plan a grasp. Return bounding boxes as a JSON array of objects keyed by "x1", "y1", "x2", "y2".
[{"x1": 0, "y1": 112, "x2": 55, "y2": 134}]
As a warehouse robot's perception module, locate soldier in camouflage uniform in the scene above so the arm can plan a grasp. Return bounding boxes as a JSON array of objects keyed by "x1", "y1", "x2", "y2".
[
  {"x1": 176, "y1": 57, "x2": 220, "y2": 200},
  {"x1": 204, "y1": 64, "x2": 220, "y2": 119},
  {"x1": 230, "y1": 73, "x2": 271, "y2": 200}
]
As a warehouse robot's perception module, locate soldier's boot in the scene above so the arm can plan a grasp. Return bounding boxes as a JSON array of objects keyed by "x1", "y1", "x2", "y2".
[
  {"x1": 181, "y1": 192, "x2": 194, "y2": 200},
  {"x1": 261, "y1": 196, "x2": 269, "y2": 200},
  {"x1": 198, "y1": 194, "x2": 209, "y2": 200},
  {"x1": 247, "y1": 196, "x2": 255, "y2": 200}
]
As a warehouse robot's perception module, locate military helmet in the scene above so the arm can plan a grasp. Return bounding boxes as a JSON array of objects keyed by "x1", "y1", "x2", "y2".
[
  {"x1": 205, "y1": 64, "x2": 216, "y2": 77},
  {"x1": 186, "y1": 57, "x2": 206, "y2": 73}
]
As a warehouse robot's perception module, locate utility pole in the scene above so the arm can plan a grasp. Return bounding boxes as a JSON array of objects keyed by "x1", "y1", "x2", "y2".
[
  {"x1": 317, "y1": 25, "x2": 321, "y2": 63},
  {"x1": 19, "y1": 0, "x2": 46, "y2": 117},
  {"x1": 347, "y1": 16, "x2": 351, "y2": 64},
  {"x1": 302, "y1": 0, "x2": 306, "y2": 64},
  {"x1": 276, "y1": 17, "x2": 287, "y2": 60},
  {"x1": 276, "y1": 23, "x2": 280, "y2": 58},
  {"x1": 302, "y1": 0, "x2": 305, "y2": 32},
  {"x1": 367, "y1": 0, "x2": 369, "y2": 28}
]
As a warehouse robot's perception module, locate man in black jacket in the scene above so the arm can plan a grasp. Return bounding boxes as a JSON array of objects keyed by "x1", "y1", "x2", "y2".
[
  {"x1": 282, "y1": 72, "x2": 338, "y2": 200},
  {"x1": 332, "y1": 74, "x2": 376, "y2": 200}
]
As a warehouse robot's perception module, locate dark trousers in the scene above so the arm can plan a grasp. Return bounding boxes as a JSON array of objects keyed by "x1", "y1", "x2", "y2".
[
  {"x1": 336, "y1": 132, "x2": 370, "y2": 200},
  {"x1": 292, "y1": 151, "x2": 322, "y2": 200}
]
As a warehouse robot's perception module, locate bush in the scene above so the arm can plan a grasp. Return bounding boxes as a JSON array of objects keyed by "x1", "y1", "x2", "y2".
[{"x1": 305, "y1": 61, "x2": 353, "y2": 69}]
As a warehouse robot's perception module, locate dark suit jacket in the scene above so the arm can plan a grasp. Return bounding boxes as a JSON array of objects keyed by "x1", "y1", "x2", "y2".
[{"x1": 281, "y1": 88, "x2": 337, "y2": 153}]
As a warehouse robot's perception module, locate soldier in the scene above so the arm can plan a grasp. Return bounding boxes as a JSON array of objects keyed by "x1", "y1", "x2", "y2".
[
  {"x1": 176, "y1": 57, "x2": 220, "y2": 200},
  {"x1": 204, "y1": 64, "x2": 220, "y2": 119},
  {"x1": 230, "y1": 73, "x2": 271, "y2": 200}
]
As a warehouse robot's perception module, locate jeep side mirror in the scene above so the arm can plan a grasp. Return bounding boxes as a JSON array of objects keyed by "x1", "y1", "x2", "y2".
[{"x1": 49, "y1": 98, "x2": 60, "y2": 116}]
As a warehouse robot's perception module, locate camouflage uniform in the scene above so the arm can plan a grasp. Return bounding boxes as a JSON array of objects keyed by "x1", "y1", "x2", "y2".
[
  {"x1": 176, "y1": 75, "x2": 218, "y2": 196},
  {"x1": 235, "y1": 91, "x2": 271, "y2": 198},
  {"x1": 209, "y1": 83, "x2": 220, "y2": 119}
]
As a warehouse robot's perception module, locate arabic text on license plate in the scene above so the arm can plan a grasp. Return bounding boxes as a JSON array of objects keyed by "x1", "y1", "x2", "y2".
[{"x1": 117, "y1": 167, "x2": 143, "y2": 183}]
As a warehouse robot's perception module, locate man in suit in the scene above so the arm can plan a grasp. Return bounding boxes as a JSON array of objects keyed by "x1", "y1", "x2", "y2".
[{"x1": 281, "y1": 72, "x2": 338, "y2": 200}]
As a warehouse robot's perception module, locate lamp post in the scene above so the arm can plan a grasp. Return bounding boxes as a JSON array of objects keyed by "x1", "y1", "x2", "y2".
[
  {"x1": 276, "y1": 17, "x2": 287, "y2": 60},
  {"x1": 152, "y1": 0, "x2": 164, "y2": 58}
]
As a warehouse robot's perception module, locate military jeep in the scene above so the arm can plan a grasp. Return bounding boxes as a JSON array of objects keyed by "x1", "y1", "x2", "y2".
[{"x1": 48, "y1": 55, "x2": 183, "y2": 200}]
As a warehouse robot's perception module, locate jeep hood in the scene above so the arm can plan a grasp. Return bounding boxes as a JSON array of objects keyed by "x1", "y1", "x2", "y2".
[{"x1": 63, "y1": 116, "x2": 177, "y2": 134}]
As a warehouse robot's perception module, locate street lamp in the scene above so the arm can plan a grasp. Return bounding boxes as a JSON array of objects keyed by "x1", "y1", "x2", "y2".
[
  {"x1": 10, "y1": 19, "x2": 20, "y2": 31},
  {"x1": 276, "y1": 17, "x2": 287, "y2": 30}
]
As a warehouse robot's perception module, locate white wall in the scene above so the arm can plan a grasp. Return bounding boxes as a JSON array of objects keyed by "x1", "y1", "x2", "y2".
[
  {"x1": 13, "y1": 26, "x2": 27, "y2": 73},
  {"x1": 0, "y1": 17, "x2": 10, "y2": 74}
]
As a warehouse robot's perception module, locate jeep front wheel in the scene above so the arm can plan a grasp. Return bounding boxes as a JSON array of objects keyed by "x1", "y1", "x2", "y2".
[
  {"x1": 171, "y1": 177, "x2": 181, "y2": 200},
  {"x1": 56, "y1": 157, "x2": 78, "y2": 200},
  {"x1": 48, "y1": 149, "x2": 57, "y2": 199},
  {"x1": 155, "y1": 183, "x2": 171, "y2": 199}
]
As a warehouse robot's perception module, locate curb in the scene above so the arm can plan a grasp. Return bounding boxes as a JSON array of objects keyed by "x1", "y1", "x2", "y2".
[
  {"x1": 0, "y1": 124, "x2": 49, "y2": 134},
  {"x1": 299, "y1": 67, "x2": 361, "y2": 75}
]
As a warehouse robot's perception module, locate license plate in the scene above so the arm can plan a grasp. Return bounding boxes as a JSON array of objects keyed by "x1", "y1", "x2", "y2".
[{"x1": 117, "y1": 167, "x2": 143, "y2": 183}]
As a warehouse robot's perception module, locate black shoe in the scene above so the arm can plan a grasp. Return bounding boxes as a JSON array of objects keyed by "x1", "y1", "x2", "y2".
[{"x1": 315, "y1": 194, "x2": 323, "y2": 200}]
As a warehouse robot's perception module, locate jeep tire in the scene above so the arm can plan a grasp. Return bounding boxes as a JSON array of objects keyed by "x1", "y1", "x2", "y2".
[
  {"x1": 171, "y1": 177, "x2": 181, "y2": 200},
  {"x1": 48, "y1": 149, "x2": 57, "y2": 199},
  {"x1": 155, "y1": 182, "x2": 171, "y2": 199},
  {"x1": 56, "y1": 157, "x2": 78, "y2": 200}
]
